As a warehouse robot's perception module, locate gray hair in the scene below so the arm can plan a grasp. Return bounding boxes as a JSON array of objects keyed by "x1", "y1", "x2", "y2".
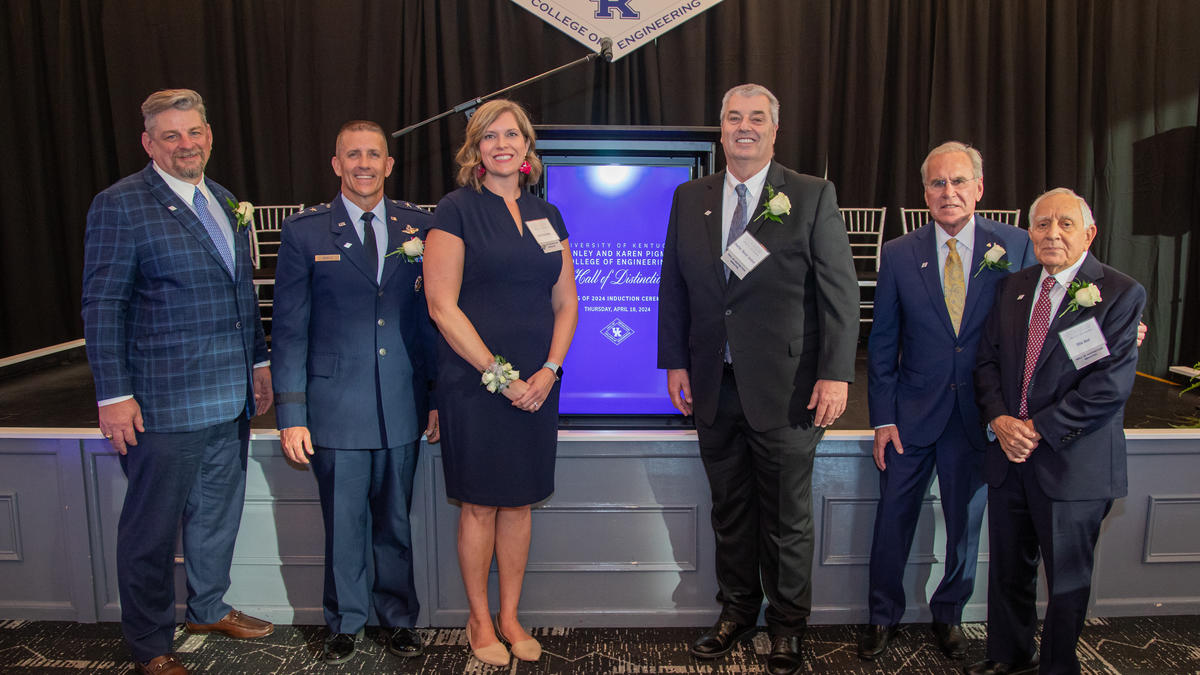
[
  {"x1": 1029, "y1": 187, "x2": 1096, "y2": 228},
  {"x1": 141, "y1": 89, "x2": 208, "y2": 131},
  {"x1": 720, "y1": 84, "x2": 780, "y2": 126},
  {"x1": 920, "y1": 141, "x2": 983, "y2": 183}
]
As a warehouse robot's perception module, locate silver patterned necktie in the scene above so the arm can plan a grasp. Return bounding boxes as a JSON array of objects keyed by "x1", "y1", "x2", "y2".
[{"x1": 724, "y1": 183, "x2": 750, "y2": 280}]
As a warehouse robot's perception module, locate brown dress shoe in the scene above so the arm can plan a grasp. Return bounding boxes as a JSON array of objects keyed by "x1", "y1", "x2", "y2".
[
  {"x1": 185, "y1": 609, "x2": 274, "y2": 639},
  {"x1": 136, "y1": 654, "x2": 188, "y2": 674}
]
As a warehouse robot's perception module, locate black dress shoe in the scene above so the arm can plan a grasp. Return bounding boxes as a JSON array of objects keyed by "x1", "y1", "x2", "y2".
[
  {"x1": 857, "y1": 624, "x2": 899, "y2": 660},
  {"x1": 963, "y1": 657, "x2": 1039, "y2": 675},
  {"x1": 931, "y1": 621, "x2": 968, "y2": 659},
  {"x1": 766, "y1": 635, "x2": 805, "y2": 675},
  {"x1": 322, "y1": 633, "x2": 356, "y2": 664},
  {"x1": 689, "y1": 619, "x2": 756, "y2": 659},
  {"x1": 386, "y1": 626, "x2": 424, "y2": 658}
]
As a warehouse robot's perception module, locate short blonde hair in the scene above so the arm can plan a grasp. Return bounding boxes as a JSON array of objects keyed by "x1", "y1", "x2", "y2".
[{"x1": 455, "y1": 99, "x2": 542, "y2": 190}]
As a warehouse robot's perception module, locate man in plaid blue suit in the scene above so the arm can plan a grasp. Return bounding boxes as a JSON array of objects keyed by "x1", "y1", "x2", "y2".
[{"x1": 82, "y1": 89, "x2": 274, "y2": 675}]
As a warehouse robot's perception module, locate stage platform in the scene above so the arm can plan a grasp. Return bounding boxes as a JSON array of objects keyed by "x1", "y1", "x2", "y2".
[
  {"x1": 1, "y1": 343, "x2": 1198, "y2": 627},
  {"x1": 2, "y1": 342, "x2": 1196, "y2": 431}
]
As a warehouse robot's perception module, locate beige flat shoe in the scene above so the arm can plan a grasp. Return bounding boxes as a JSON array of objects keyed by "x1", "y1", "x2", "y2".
[
  {"x1": 465, "y1": 622, "x2": 510, "y2": 667},
  {"x1": 495, "y1": 613, "x2": 542, "y2": 662}
]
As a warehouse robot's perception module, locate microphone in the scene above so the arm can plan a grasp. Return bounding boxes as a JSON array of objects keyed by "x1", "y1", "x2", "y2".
[{"x1": 599, "y1": 37, "x2": 613, "y2": 62}]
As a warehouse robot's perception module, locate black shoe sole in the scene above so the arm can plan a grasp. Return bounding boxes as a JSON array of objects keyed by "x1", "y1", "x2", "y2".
[{"x1": 689, "y1": 625, "x2": 757, "y2": 659}]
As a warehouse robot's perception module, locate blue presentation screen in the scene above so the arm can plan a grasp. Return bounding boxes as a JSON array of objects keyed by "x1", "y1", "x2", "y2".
[{"x1": 546, "y1": 164, "x2": 692, "y2": 415}]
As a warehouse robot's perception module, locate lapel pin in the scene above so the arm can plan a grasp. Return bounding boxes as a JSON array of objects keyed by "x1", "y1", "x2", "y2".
[
  {"x1": 343, "y1": 242, "x2": 352, "y2": 249},
  {"x1": 402, "y1": 225, "x2": 418, "y2": 234},
  {"x1": 704, "y1": 210, "x2": 712, "y2": 216},
  {"x1": 1017, "y1": 294, "x2": 1026, "y2": 300},
  {"x1": 390, "y1": 215, "x2": 398, "y2": 222},
  {"x1": 337, "y1": 221, "x2": 346, "y2": 227},
  {"x1": 921, "y1": 262, "x2": 929, "y2": 269},
  {"x1": 414, "y1": 275, "x2": 423, "y2": 292}
]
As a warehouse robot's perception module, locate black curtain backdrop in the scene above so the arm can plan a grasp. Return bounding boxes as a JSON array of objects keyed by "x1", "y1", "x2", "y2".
[{"x1": 1, "y1": 0, "x2": 1197, "y2": 374}]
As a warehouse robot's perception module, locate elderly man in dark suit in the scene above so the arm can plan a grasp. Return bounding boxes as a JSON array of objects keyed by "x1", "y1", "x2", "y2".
[
  {"x1": 82, "y1": 89, "x2": 274, "y2": 675},
  {"x1": 271, "y1": 120, "x2": 438, "y2": 664},
  {"x1": 658, "y1": 83, "x2": 860, "y2": 675},
  {"x1": 968, "y1": 188, "x2": 1145, "y2": 675},
  {"x1": 859, "y1": 142, "x2": 1036, "y2": 661}
]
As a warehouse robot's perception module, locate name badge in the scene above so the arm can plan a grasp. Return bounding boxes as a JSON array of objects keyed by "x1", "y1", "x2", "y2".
[
  {"x1": 1058, "y1": 317, "x2": 1110, "y2": 370},
  {"x1": 720, "y1": 231, "x2": 770, "y2": 279},
  {"x1": 525, "y1": 218, "x2": 563, "y2": 253},
  {"x1": 315, "y1": 254, "x2": 341, "y2": 262}
]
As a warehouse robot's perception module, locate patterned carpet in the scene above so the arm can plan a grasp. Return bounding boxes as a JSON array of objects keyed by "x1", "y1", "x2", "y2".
[{"x1": 1, "y1": 616, "x2": 1198, "y2": 674}]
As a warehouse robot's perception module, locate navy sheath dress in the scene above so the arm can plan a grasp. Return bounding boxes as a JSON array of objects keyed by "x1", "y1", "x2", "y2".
[{"x1": 431, "y1": 185, "x2": 568, "y2": 506}]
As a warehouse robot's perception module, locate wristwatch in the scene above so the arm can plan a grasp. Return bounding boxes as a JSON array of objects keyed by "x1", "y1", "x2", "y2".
[{"x1": 543, "y1": 361, "x2": 563, "y2": 381}]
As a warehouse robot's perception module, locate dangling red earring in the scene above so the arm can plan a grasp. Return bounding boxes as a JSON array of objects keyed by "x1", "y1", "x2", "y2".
[
  {"x1": 476, "y1": 164, "x2": 486, "y2": 178},
  {"x1": 519, "y1": 159, "x2": 532, "y2": 175}
]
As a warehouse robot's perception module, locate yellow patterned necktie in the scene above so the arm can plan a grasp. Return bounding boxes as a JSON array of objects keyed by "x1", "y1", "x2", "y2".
[{"x1": 944, "y1": 238, "x2": 965, "y2": 334}]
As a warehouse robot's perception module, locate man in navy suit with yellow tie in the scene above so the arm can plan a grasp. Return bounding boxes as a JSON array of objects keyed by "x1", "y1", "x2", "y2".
[
  {"x1": 968, "y1": 189, "x2": 1144, "y2": 675},
  {"x1": 860, "y1": 143, "x2": 1036, "y2": 661},
  {"x1": 82, "y1": 89, "x2": 275, "y2": 675},
  {"x1": 271, "y1": 120, "x2": 438, "y2": 664}
]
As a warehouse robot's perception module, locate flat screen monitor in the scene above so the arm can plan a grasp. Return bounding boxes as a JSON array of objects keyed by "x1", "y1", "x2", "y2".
[
  {"x1": 542, "y1": 158, "x2": 692, "y2": 420},
  {"x1": 534, "y1": 126, "x2": 718, "y2": 427}
]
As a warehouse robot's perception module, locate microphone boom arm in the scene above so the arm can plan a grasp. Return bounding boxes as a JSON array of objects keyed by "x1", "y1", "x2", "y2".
[{"x1": 393, "y1": 49, "x2": 604, "y2": 139}]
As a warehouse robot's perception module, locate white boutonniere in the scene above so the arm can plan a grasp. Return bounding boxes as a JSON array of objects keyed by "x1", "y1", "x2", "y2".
[
  {"x1": 974, "y1": 243, "x2": 1012, "y2": 277},
  {"x1": 481, "y1": 355, "x2": 519, "y2": 393},
  {"x1": 225, "y1": 198, "x2": 254, "y2": 231},
  {"x1": 1059, "y1": 279, "x2": 1101, "y2": 317},
  {"x1": 754, "y1": 185, "x2": 791, "y2": 224},
  {"x1": 385, "y1": 236, "x2": 424, "y2": 263}
]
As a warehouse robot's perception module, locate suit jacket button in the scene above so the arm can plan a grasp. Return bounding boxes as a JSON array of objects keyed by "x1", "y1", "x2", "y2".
[
  {"x1": 950, "y1": 383, "x2": 956, "y2": 390},
  {"x1": 377, "y1": 318, "x2": 385, "y2": 326},
  {"x1": 379, "y1": 348, "x2": 387, "y2": 356},
  {"x1": 724, "y1": 309, "x2": 732, "y2": 316},
  {"x1": 955, "y1": 346, "x2": 963, "y2": 352},
  {"x1": 235, "y1": 321, "x2": 242, "y2": 329},
  {"x1": 378, "y1": 290, "x2": 384, "y2": 297}
]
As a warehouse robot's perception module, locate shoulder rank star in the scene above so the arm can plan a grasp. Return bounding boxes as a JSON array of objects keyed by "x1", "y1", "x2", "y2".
[{"x1": 402, "y1": 225, "x2": 419, "y2": 235}]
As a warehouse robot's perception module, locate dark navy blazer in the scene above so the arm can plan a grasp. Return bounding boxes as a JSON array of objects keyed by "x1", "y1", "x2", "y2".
[
  {"x1": 82, "y1": 163, "x2": 268, "y2": 432},
  {"x1": 974, "y1": 253, "x2": 1145, "y2": 500},
  {"x1": 271, "y1": 196, "x2": 436, "y2": 449},
  {"x1": 868, "y1": 217, "x2": 1036, "y2": 449}
]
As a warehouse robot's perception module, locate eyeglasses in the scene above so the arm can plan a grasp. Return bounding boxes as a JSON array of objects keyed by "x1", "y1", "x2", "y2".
[{"x1": 926, "y1": 177, "x2": 978, "y2": 189}]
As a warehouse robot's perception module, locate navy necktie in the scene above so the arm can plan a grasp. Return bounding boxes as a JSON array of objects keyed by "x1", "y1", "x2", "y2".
[
  {"x1": 192, "y1": 187, "x2": 234, "y2": 276},
  {"x1": 361, "y1": 212, "x2": 378, "y2": 283}
]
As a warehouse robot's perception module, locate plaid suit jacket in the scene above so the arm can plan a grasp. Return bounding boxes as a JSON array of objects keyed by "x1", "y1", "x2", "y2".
[{"x1": 82, "y1": 162, "x2": 268, "y2": 432}]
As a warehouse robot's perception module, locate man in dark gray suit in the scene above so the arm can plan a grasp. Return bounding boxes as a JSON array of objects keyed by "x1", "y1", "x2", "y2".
[{"x1": 657, "y1": 83, "x2": 860, "y2": 675}]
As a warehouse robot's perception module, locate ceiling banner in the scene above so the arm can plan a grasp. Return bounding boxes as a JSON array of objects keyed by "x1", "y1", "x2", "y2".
[{"x1": 512, "y1": 0, "x2": 724, "y2": 61}]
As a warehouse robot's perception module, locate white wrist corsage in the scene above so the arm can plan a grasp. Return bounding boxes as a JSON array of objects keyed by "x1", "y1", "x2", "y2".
[{"x1": 481, "y1": 355, "x2": 519, "y2": 393}]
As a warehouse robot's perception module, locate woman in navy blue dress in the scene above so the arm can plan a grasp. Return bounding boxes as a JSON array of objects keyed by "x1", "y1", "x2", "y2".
[{"x1": 424, "y1": 99, "x2": 577, "y2": 667}]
